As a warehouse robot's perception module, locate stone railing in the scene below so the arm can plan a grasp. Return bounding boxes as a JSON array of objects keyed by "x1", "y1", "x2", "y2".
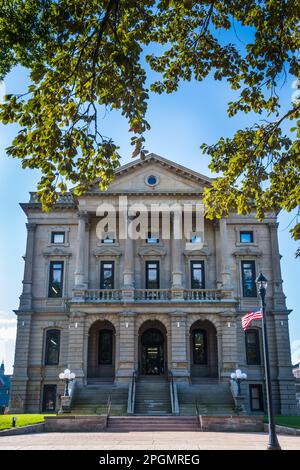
[
  {"x1": 84, "y1": 289, "x2": 122, "y2": 301},
  {"x1": 184, "y1": 289, "x2": 223, "y2": 301},
  {"x1": 134, "y1": 289, "x2": 172, "y2": 301},
  {"x1": 73, "y1": 288, "x2": 226, "y2": 302}
]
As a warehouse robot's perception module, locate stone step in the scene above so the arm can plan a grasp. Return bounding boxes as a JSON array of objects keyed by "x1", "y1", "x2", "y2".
[
  {"x1": 134, "y1": 378, "x2": 171, "y2": 415},
  {"x1": 71, "y1": 384, "x2": 129, "y2": 415},
  {"x1": 178, "y1": 385, "x2": 234, "y2": 400},
  {"x1": 107, "y1": 416, "x2": 199, "y2": 432}
]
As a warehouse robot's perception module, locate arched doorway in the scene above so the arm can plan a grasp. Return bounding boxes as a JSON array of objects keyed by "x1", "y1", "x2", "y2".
[
  {"x1": 87, "y1": 320, "x2": 115, "y2": 379},
  {"x1": 190, "y1": 320, "x2": 218, "y2": 378},
  {"x1": 139, "y1": 321, "x2": 167, "y2": 375}
]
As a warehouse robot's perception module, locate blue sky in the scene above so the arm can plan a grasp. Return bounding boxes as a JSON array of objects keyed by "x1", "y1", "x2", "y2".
[{"x1": 0, "y1": 58, "x2": 299, "y2": 374}]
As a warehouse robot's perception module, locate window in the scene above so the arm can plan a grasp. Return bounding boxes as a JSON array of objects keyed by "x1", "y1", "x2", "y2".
[
  {"x1": 146, "y1": 232, "x2": 159, "y2": 244},
  {"x1": 100, "y1": 261, "x2": 114, "y2": 289},
  {"x1": 146, "y1": 261, "x2": 159, "y2": 289},
  {"x1": 240, "y1": 231, "x2": 254, "y2": 243},
  {"x1": 48, "y1": 261, "x2": 64, "y2": 297},
  {"x1": 98, "y1": 329, "x2": 113, "y2": 365},
  {"x1": 245, "y1": 329, "x2": 261, "y2": 365},
  {"x1": 101, "y1": 235, "x2": 115, "y2": 244},
  {"x1": 241, "y1": 260, "x2": 256, "y2": 297},
  {"x1": 191, "y1": 261, "x2": 205, "y2": 289},
  {"x1": 249, "y1": 384, "x2": 264, "y2": 412},
  {"x1": 147, "y1": 175, "x2": 157, "y2": 186},
  {"x1": 51, "y1": 232, "x2": 65, "y2": 244},
  {"x1": 193, "y1": 329, "x2": 207, "y2": 364},
  {"x1": 42, "y1": 385, "x2": 57, "y2": 412},
  {"x1": 45, "y1": 329, "x2": 60, "y2": 365},
  {"x1": 190, "y1": 234, "x2": 202, "y2": 243}
]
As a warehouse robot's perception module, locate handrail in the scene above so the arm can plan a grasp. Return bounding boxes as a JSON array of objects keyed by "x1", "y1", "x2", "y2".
[
  {"x1": 106, "y1": 395, "x2": 111, "y2": 427},
  {"x1": 127, "y1": 370, "x2": 137, "y2": 415},
  {"x1": 195, "y1": 399, "x2": 203, "y2": 431},
  {"x1": 168, "y1": 370, "x2": 179, "y2": 415}
]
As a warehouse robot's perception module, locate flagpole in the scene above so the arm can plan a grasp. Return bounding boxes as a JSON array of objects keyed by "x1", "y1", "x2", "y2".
[{"x1": 256, "y1": 272, "x2": 281, "y2": 451}]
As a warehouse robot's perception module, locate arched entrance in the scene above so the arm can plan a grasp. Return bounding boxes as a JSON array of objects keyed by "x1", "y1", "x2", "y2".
[
  {"x1": 139, "y1": 321, "x2": 167, "y2": 375},
  {"x1": 190, "y1": 320, "x2": 218, "y2": 378},
  {"x1": 87, "y1": 320, "x2": 115, "y2": 379}
]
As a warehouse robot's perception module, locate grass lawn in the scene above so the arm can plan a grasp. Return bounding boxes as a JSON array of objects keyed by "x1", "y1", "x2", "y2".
[
  {"x1": 0, "y1": 414, "x2": 52, "y2": 431},
  {"x1": 263, "y1": 416, "x2": 300, "y2": 429}
]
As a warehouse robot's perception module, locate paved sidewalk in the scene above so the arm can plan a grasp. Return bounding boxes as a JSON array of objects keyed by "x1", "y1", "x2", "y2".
[{"x1": 0, "y1": 431, "x2": 300, "y2": 450}]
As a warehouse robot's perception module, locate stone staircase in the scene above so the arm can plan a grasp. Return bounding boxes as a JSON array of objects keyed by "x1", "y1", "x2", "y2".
[
  {"x1": 178, "y1": 378, "x2": 235, "y2": 416},
  {"x1": 107, "y1": 416, "x2": 199, "y2": 432},
  {"x1": 134, "y1": 376, "x2": 172, "y2": 415},
  {"x1": 71, "y1": 382, "x2": 128, "y2": 415}
]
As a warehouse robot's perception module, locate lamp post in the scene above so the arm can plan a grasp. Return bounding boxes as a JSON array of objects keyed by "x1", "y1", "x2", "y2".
[
  {"x1": 256, "y1": 272, "x2": 281, "y2": 451},
  {"x1": 230, "y1": 369, "x2": 247, "y2": 396},
  {"x1": 59, "y1": 368, "x2": 76, "y2": 397}
]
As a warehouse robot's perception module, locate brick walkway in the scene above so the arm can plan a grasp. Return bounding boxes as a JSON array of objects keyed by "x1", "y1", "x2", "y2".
[{"x1": 1, "y1": 431, "x2": 300, "y2": 450}]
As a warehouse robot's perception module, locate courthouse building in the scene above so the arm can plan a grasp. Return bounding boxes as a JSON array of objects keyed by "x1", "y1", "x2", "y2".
[{"x1": 10, "y1": 154, "x2": 297, "y2": 416}]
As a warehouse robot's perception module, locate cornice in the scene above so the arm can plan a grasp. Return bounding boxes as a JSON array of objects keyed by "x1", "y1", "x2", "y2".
[
  {"x1": 232, "y1": 248, "x2": 263, "y2": 258},
  {"x1": 42, "y1": 248, "x2": 72, "y2": 258},
  {"x1": 183, "y1": 246, "x2": 211, "y2": 257},
  {"x1": 92, "y1": 247, "x2": 122, "y2": 257}
]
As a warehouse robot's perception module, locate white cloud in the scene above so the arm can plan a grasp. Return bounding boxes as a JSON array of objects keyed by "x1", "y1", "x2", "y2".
[
  {"x1": 291, "y1": 340, "x2": 300, "y2": 365},
  {"x1": 0, "y1": 311, "x2": 17, "y2": 341},
  {"x1": 0, "y1": 310, "x2": 17, "y2": 374}
]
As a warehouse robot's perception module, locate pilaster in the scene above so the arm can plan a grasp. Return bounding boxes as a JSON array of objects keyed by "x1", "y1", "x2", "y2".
[
  {"x1": 67, "y1": 311, "x2": 86, "y2": 385},
  {"x1": 10, "y1": 312, "x2": 32, "y2": 412},
  {"x1": 169, "y1": 311, "x2": 189, "y2": 380},
  {"x1": 268, "y1": 222, "x2": 286, "y2": 310},
  {"x1": 19, "y1": 223, "x2": 36, "y2": 310},
  {"x1": 115, "y1": 311, "x2": 136, "y2": 383}
]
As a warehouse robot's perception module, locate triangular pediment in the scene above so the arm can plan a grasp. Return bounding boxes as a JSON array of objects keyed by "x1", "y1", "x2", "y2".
[
  {"x1": 93, "y1": 247, "x2": 122, "y2": 257},
  {"x1": 138, "y1": 245, "x2": 167, "y2": 258},
  {"x1": 88, "y1": 153, "x2": 212, "y2": 194}
]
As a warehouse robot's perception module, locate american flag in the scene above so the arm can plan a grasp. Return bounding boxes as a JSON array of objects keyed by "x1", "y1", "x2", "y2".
[{"x1": 241, "y1": 310, "x2": 262, "y2": 331}]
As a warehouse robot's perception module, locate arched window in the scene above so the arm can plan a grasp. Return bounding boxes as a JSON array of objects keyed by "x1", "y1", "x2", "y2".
[
  {"x1": 45, "y1": 329, "x2": 60, "y2": 365},
  {"x1": 245, "y1": 329, "x2": 261, "y2": 365},
  {"x1": 193, "y1": 329, "x2": 207, "y2": 364}
]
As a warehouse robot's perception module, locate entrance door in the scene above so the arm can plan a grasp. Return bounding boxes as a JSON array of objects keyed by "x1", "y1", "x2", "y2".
[{"x1": 141, "y1": 328, "x2": 164, "y2": 375}]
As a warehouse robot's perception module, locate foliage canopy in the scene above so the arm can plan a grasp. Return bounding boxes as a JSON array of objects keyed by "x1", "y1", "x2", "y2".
[{"x1": 0, "y1": 1, "x2": 299, "y2": 248}]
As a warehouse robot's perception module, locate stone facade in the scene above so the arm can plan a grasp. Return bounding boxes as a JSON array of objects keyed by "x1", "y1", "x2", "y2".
[{"x1": 10, "y1": 154, "x2": 297, "y2": 415}]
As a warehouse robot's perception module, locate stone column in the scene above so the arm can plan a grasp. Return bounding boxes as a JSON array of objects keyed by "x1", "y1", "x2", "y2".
[
  {"x1": 84, "y1": 218, "x2": 90, "y2": 289},
  {"x1": 171, "y1": 213, "x2": 184, "y2": 299},
  {"x1": 115, "y1": 311, "x2": 136, "y2": 383},
  {"x1": 170, "y1": 312, "x2": 189, "y2": 381},
  {"x1": 171, "y1": 213, "x2": 183, "y2": 287},
  {"x1": 74, "y1": 212, "x2": 88, "y2": 287},
  {"x1": 122, "y1": 216, "x2": 135, "y2": 300},
  {"x1": 219, "y1": 218, "x2": 232, "y2": 291},
  {"x1": 214, "y1": 221, "x2": 222, "y2": 289},
  {"x1": 9, "y1": 313, "x2": 32, "y2": 412},
  {"x1": 67, "y1": 312, "x2": 86, "y2": 386},
  {"x1": 19, "y1": 223, "x2": 36, "y2": 310}
]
